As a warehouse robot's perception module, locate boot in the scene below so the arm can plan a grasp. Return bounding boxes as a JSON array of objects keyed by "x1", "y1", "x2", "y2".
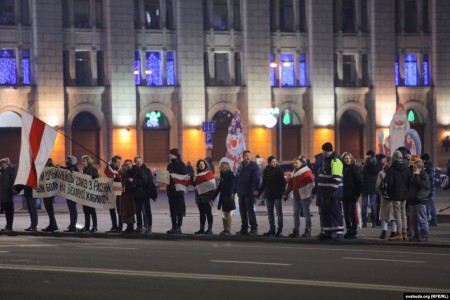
[
  {"x1": 263, "y1": 229, "x2": 276, "y2": 236},
  {"x1": 289, "y1": 229, "x2": 299, "y2": 238},
  {"x1": 275, "y1": 229, "x2": 283, "y2": 237},
  {"x1": 134, "y1": 226, "x2": 142, "y2": 233},
  {"x1": 144, "y1": 226, "x2": 152, "y2": 234},
  {"x1": 389, "y1": 231, "x2": 396, "y2": 238},
  {"x1": 388, "y1": 232, "x2": 404, "y2": 241},
  {"x1": 419, "y1": 231, "x2": 428, "y2": 242},
  {"x1": 409, "y1": 230, "x2": 420, "y2": 242},
  {"x1": 204, "y1": 226, "x2": 213, "y2": 235},
  {"x1": 195, "y1": 228, "x2": 205, "y2": 234},
  {"x1": 344, "y1": 231, "x2": 352, "y2": 239},
  {"x1": 222, "y1": 218, "x2": 227, "y2": 233},
  {"x1": 379, "y1": 230, "x2": 387, "y2": 239},
  {"x1": 301, "y1": 230, "x2": 311, "y2": 238},
  {"x1": 402, "y1": 231, "x2": 408, "y2": 241}
]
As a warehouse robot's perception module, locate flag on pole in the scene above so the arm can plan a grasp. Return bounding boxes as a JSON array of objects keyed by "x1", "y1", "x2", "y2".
[
  {"x1": 194, "y1": 170, "x2": 216, "y2": 195},
  {"x1": 14, "y1": 111, "x2": 58, "y2": 189},
  {"x1": 170, "y1": 173, "x2": 190, "y2": 193}
]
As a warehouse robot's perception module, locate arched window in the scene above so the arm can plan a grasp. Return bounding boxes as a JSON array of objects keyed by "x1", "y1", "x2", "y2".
[
  {"x1": 0, "y1": 111, "x2": 21, "y2": 165},
  {"x1": 72, "y1": 112, "x2": 100, "y2": 163},
  {"x1": 277, "y1": 109, "x2": 301, "y2": 161},
  {"x1": 212, "y1": 110, "x2": 233, "y2": 161},
  {"x1": 339, "y1": 109, "x2": 363, "y2": 159},
  {"x1": 142, "y1": 110, "x2": 170, "y2": 163}
]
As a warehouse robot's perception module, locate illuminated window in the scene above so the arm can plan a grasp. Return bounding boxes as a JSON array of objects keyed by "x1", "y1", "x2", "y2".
[
  {"x1": 134, "y1": 51, "x2": 141, "y2": 85},
  {"x1": 404, "y1": 54, "x2": 418, "y2": 86},
  {"x1": 0, "y1": 50, "x2": 17, "y2": 85},
  {"x1": 166, "y1": 51, "x2": 175, "y2": 86},
  {"x1": 145, "y1": 51, "x2": 163, "y2": 86},
  {"x1": 394, "y1": 54, "x2": 400, "y2": 86},
  {"x1": 299, "y1": 53, "x2": 307, "y2": 87},
  {"x1": 269, "y1": 53, "x2": 277, "y2": 87},
  {"x1": 423, "y1": 54, "x2": 430, "y2": 86},
  {"x1": 22, "y1": 49, "x2": 30, "y2": 85},
  {"x1": 143, "y1": 111, "x2": 170, "y2": 129},
  {"x1": 280, "y1": 53, "x2": 295, "y2": 87}
]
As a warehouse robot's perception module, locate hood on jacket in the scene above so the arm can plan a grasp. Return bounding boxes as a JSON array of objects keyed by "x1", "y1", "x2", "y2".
[
  {"x1": 67, "y1": 156, "x2": 77, "y2": 166},
  {"x1": 391, "y1": 159, "x2": 409, "y2": 172}
]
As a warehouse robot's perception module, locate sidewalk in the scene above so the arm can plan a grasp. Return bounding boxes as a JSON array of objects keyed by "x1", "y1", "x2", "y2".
[{"x1": 2, "y1": 189, "x2": 449, "y2": 247}]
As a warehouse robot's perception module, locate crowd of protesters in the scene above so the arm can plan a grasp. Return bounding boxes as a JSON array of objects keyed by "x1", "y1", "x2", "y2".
[{"x1": 0, "y1": 143, "x2": 448, "y2": 243}]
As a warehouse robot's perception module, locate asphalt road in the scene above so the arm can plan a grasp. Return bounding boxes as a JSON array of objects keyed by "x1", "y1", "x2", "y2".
[{"x1": 0, "y1": 236, "x2": 449, "y2": 300}]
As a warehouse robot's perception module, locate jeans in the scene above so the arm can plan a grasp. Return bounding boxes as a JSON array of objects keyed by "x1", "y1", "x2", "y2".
[
  {"x1": 361, "y1": 193, "x2": 378, "y2": 225},
  {"x1": 197, "y1": 202, "x2": 213, "y2": 230},
  {"x1": 343, "y1": 201, "x2": 357, "y2": 232},
  {"x1": 109, "y1": 196, "x2": 122, "y2": 229},
  {"x1": 136, "y1": 197, "x2": 152, "y2": 228},
  {"x1": 238, "y1": 196, "x2": 257, "y2": 232},
  {"x1": 168, "y1": 191, "x2": 185, "y2": 229},
  {"x1": 293, "y1": 198, "x2": 311, "y2": 231},
  {"x1": 43, "y1": 197, "x2": 58, "y2": 229},
  {"x1": 66, "y1": 199, "x2": 77, "y2": 228},
  {"x1": 266, "y1": 198, "x2": 283, "y2": 231},
  {"x1": 26, "y1": 197, "x2": 38, "y2": 229},
  {"x1": 410, "y1": 204, "x2": 429, "y2": 234},
  {"x1": 427, "y1": 196, "x2": 437, "y2": 225}
]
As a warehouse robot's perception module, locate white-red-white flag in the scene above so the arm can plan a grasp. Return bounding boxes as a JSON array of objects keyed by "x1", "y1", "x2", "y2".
[
  {"x1": 170, "y1": 173, "x2": 190, "y2": 193},
  {"x1": 292, "y1": 166, "x2": 315, "y2": 200},
  {"x1": 194, "y1": 170, "x2": 216, "y2": 195},
  {"x1": 14, "y1": 111, "x2": 57, "y2": 189}
]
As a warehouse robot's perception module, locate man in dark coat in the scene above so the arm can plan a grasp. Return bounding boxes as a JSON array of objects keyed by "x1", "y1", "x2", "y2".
[
  {"x1": 0, "y1": 158, "x2": 16, "y2": 232},
  {"x1": 387, "y1": 150, "x2": 412, "y2": 241},
  {"x1": 421, "y1": 153, "x2": 437, "y2": 227},
  {"x1": 258, "y1": 156, "x2": 286, "y2": 237},
  {"x1": 233, "y1": 150, "x2": 260, "y2": 235},
  {"x1": 361, "y1": 150, "x2": 381, "y2": 228}
]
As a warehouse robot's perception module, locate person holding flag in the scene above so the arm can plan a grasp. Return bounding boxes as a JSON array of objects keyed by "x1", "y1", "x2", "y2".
[
  {"x1": 192, "y1": 159, "x2": 216, "y2": 234},
  {"x1": 166, "y1": 148, "x2": 188, "y2": 234},
  {"x1": 0, "y1": 158, "x2": 16, "y2": 232},
  {"x1": 284, "y1": 156, "x2": 315, "y2": 238}
]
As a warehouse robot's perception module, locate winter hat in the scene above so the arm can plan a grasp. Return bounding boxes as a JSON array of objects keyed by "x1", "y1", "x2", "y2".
[
  {"x1": 366, "y1": 150, "x2": 375, "y2": 157},
  {"x1": 124, "y1": 159, "x2": 133, "y2": 165},
  {"x1": 321, "y1": 142, "x2": 333, "y2": 152},
  {"x1": 267, "y1": 155, "x2": 276, "y2": 164},
  {"x1": 393, "y1": 150, "x2": 403, "y2": 161},
  {"x1": 67, "y1": 156, "x2": 77, "y2": 165},
  {"x1": 0, "y1": 157, "x2": 10, "y2": 165},
  {"x1": 376, "y1": 154, "x2": 386, "y2": 160},
  {"x1": 420, "y1": 153, "x2": 430, "y2": 161},
  {"x1": 169, "y1": 148, "x2": 180, "y2": 157},
  {"x1": 397, "y1": 146, "x2": 408, "y2": 158}
]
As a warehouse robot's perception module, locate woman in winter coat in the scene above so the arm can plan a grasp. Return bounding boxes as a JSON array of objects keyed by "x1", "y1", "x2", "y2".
[
  {"x1": 42, "y1": 158, "x2": 58, "y2": 232},
  {"x1": 407, "y1": 160, "x2": 430, "y2": 242},
  {"x1": 80, "y1": 155, "x2": 99, "y2": 233},
  {"x1": 376, "y1": 155, "x2": 397, "y2": 239},
  {"x1": 62, "y1": 155, "x2": 79, "y2": 232},
  {"x1": 193, "y1": 159, "x2": 216, "y2": 234},
  {"x1": 215, "y1": 161, "x2": 235, "y2": 235},
  {"x1": 120, "y1": 159, "x2": 139, "y2": 233},
  {"x1": 341, "y1": 152, "x2": 362, "y2": 239}
]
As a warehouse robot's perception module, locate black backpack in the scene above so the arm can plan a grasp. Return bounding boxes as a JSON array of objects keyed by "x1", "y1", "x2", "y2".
[
  {"x1": 143, "y1": 167, "x2": 158, "y2": 200},
  {"x1": 380, "y1": 172, "x2": 390, "y2": 200}
]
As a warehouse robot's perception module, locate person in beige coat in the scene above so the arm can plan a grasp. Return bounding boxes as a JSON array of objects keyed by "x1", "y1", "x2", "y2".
[{"x1": 376, "y1": 155, "x2": 397, "y2": 239}]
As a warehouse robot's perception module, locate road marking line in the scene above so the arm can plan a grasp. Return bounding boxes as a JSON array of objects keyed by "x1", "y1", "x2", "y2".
[
  {"x1": 75, "y1": 246, "x2": 137, "y2": 250},
  {"x1": 0, "y1": 251, "x2": 9, "y2": 253},
  {"x1": 0, "y1": 263, "x2": 446, "y2": 293},
  {"x1": 210, "y1": 260, "x2": 291, "y2": 266},
  {"x1": 342, "y1": 257, "x2": 426, "y2": 264}
]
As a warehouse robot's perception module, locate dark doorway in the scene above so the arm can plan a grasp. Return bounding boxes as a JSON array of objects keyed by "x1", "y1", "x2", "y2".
[
  {"x1": 339, "y1": 109, "x2": 364, "y2": 159},
  {"x1": 72, "y1": 112, "x2": 100, "y2": 163},
  {"x1": 143, "y1": 110, "x2": 170, "y2": 163},
  {"x1": 212, "y1": 110, "x2": 233, "y2": 162}
]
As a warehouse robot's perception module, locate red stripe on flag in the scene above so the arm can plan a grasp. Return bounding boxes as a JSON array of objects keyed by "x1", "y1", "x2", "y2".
[
  {"x1": 195, "y1": 171, "x2": 215, "y2": 185},
  {"x1": 26, "y1": 117, "x2": 46, "y2": 187}
]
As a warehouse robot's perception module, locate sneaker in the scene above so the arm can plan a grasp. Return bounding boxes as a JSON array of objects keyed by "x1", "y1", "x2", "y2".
[
  {"x1": 344, "y1": 232, "x2": 352, "y2": 239},
  {"x1": 194, "y1": 229, "x2": 205, "y2": 234},
  {"x1": 379, "y1": 230, "x2": 387, "y2": 239},
  {"x1": 332, "y1": 234, "x2": 344, "y2": 241},
  {"x1": 249, "y1": 229, "x2": 258, "y2": 236},
  {"x1": 263, "y1": 230, "x2": 276, "y2": 237},
  {"x1": 204, "y1": 229, "x2": 213, "y2": 235},
  {"x1": 419, "y1": 233, "x2": 428, "y2": 242},
  {"x1": 275, "y1": 230, "x2": 283, "y2": 238},
  {"x1": 289, "y1": 230, "x2": 299, "y2": 238},
  {"x1": 301, "y1": 230, "x2": 311, "y2": 238},
  {"x1": 134, "y1": 226, "x2": 142, "y2": 234},
  {"x1": 0, "y1": 228, "x2": 12, "y2": 232},
  {"x1": 63, "y1": 227, "x2": 76, "y2": 233},
  {"x1": 173, "y1": 228, "x2": 182, "y2": 234},
  {"x1": 106, "y1": 227, "x2": 118, "y2": 233},
  {"x1": 167, "y1": 228, "x2": 176, "y2": 234},
  {"x1": 24, "y1": 227, "x2": 37, "y2": 232},
  {"x1": 90, "y1": 227, "x2": 97, "y2": 233}
]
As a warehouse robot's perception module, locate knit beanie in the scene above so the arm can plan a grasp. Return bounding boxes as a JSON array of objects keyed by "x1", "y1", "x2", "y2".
[
  {"x1": 393, "y1": 150, "x2": 403, "y2": 161},
  {"x1": 420, "y1": 153, "x2": 430, "y2": 161},
  {"x1": 322, "y1": 142, "x2": 333, "y2": 152},
  {"x1": 366, "y1": 150, "x2": 375, "y2": 157},
  {"x1": 67, "y1": 156, "x2": 77, "y2": 165}
]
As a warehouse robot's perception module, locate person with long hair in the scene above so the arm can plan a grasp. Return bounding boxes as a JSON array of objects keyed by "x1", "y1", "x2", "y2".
[
  {"x1": 193, "y1": 159, "x2": 216, "y2": 234},
  {"x1": 80, "y1": 155, "x2": 99, "y2": 233},
  {"x1": 215, "y1": 161, "x2": 235, "y2": 235}
]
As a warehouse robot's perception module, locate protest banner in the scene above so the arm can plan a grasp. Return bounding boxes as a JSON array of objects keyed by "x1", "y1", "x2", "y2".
[
  {"x1": 155, "y1": 169, "x2": 170, "y2": 185},
  {"x1": 33, "y1": 167, "x2": 119, "y2": 209}
]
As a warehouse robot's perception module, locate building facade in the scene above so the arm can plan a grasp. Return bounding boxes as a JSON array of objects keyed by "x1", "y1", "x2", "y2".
[{"x1": 0, "y1": 0, "x2": 449, "y2": 168}]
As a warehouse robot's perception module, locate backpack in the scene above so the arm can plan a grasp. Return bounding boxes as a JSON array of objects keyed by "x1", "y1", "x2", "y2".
[{"x1": 143, "y1": 166, "x2": 158, "y2": 200}]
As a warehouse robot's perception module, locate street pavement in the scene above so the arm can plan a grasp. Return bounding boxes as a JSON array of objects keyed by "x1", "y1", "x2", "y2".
[{"x1": 1, "y1": 188, "x2": 450, "y2": 247}]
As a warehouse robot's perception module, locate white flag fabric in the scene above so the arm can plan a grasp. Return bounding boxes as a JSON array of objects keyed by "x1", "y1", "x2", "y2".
[
  {"x1": 14, "y1": 111, "x2": 57, "y2": 189},
  {"x1": 170, "y1": 173, "x2": 190, "y2": 193},
  {"x1": 194, "y1": 170, "x2": 216, "y2": 195}
]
